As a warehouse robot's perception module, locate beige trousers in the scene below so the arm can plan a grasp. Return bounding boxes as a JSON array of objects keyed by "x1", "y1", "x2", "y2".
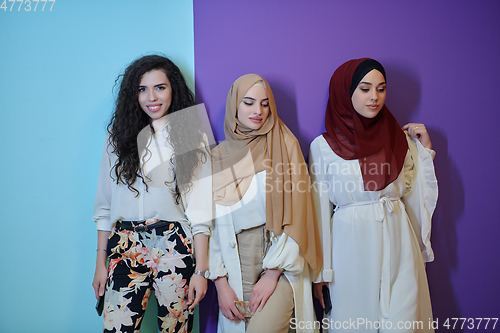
[{"x1": 237, "y1": 226, "x2": 294, "y2": 333}]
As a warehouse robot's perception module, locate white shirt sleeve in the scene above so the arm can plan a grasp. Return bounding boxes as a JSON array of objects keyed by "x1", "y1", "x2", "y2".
[
  {"x1": 208, "y1": 205, "x2": 229, "y2": 279},
  {"x1": 183, "y1": 135, "x2": 214, "y2": 236},
  {"x1": 309, "y1": 137, "x2": 334, "y2": 283},
  {"x1": 402, "y1": 133, "x2": 438, "y2": 262},
  {"x1": 92, "y1": 136, "x2": 113, "y2": 231},
  {"x1": 263, "y1": 232, "x2": 304, "y2": 275}
]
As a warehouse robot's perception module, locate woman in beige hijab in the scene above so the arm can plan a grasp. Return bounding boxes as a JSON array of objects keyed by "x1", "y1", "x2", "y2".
[{"x1": 209, "y1": 74, "x2": 322, "y2": 333}]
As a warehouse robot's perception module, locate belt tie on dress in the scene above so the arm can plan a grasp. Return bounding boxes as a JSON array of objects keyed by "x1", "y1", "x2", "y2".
[
  {"x1": 377, "y1": 197, "x2": 395, "y2": 222},
  {"x1": 334, "y1": 196, "x2": 400, "y2": 319}
]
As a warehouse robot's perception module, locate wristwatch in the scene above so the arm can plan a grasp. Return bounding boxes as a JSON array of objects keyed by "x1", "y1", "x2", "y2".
[{"x1": 194, "y1": 270, "x2": 210, "y2": 279}]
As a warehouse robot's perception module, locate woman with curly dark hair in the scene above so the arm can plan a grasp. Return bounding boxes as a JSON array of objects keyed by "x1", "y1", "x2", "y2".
[{"x1": 92, "y1": 55, "x2": 212, "y2": 333}]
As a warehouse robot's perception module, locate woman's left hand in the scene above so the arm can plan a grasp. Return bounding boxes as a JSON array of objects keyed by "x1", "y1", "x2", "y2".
[
  {"x1": 402, "y1": 123, "x2": 432, "y2": 149},
  {"x1": 249, "y1": 269, "x2": 281, "y2": 315},
  {"x1": 185, "y1": 274, "x2": 207, "y2": 310}
]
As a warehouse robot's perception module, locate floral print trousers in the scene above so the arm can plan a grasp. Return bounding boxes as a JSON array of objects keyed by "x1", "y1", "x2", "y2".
[{"x1": 102, "y1": 222, "x2": 195, "y2": 333}]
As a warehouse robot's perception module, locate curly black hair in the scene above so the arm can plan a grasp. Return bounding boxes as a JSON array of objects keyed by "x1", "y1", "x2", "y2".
[{"x1": 107, "y1": 54, "x2": 207, "y2": 204}]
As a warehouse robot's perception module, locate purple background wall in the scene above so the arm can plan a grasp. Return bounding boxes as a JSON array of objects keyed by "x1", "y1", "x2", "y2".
[{"x1": 194, "y1": 1, "x2": 500, "y2": 332}]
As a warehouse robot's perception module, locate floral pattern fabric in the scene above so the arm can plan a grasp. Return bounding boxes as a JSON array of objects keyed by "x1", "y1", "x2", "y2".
[{"x1": 103, "y1": 222, "x2": 195, "y2": 333}]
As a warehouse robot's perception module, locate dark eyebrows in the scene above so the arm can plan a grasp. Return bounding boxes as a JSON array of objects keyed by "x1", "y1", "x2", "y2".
[
  {"x1": 359, "y1": 81, "x2": 386, "y2": 86},
  {"x1": 243, "y1": 97, "x2": 269, "y2": 102},
  {"x1": 138, "y1": 83, "x2": 167, "y2": 88}
]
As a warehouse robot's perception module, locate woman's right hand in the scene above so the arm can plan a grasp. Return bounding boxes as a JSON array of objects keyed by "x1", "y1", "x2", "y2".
[
  {"x1": 92, "y1": 262, "x2": 108, "y2": 299},
  {"x1": 313, "y1": 282, "x2": 329, "y2": 309},
  {"x1": 402, "y1": 123, "x2": 432, "y2": 149},
  {"x1": 93, "y1": 231, "x2": 111, "y2": 299},
  {"x1": 214, "y1": 277, "x2": 246, "y2": 322}
]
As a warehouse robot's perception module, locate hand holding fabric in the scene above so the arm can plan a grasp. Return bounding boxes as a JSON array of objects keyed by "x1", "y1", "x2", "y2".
[{"x1": 402, "y1": 123, "x2": 432, "y2": 149}]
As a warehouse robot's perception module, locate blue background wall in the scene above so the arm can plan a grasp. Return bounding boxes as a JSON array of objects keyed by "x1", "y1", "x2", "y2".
[{"x1": 0, "y1": 1, "x2": 195, "y2": 332}]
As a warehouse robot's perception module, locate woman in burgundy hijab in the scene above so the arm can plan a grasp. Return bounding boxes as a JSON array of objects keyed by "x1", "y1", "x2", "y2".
[{"x1": 309, "y1": 58, "x2": 438, "y2": 333}]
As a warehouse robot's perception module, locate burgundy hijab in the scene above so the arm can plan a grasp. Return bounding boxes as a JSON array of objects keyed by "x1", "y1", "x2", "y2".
[{"x1": 323, "y1": 58, "x2": 408, "y2": 191}]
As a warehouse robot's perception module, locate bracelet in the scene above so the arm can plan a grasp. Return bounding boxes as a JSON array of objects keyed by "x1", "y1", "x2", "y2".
[{"x1": 97, "y1": 248, "x2": 107, "y2": 252}]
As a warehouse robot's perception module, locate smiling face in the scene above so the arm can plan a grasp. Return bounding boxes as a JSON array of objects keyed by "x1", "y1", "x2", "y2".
[
  {"x1": 237, "y1": 84, "x2": 270, "y2": 130},
  {"x1": 138, "y1": 69, "x2": 172, "y2": 122},
  {"x1": 351, "y1": 69, "x2": 386, "y2": 118}
]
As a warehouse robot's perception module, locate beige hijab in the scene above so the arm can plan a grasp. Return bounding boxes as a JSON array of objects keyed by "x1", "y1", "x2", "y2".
[{"x1": 212, "y1": 74, "x2": 322, "y2": 278}]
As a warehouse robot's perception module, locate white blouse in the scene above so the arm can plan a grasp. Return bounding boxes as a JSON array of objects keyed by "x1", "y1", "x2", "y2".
[
  {"x1": 92, "y1": 125, "x2": 213, "y2": 239},
  {"x1": 210, "y1": 171, "x2": 304, "y2": 279}
]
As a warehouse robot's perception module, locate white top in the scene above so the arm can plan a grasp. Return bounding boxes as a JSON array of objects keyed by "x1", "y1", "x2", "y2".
[
  {"x1": 92, "y1": 125, "x2": 213, "y2": 239},
  {"x1": 210, "y1": 170, "x2": 304, "y2": 278}
]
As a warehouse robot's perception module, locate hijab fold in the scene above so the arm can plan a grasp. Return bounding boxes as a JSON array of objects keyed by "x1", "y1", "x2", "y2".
[
  {"x1": 212, "y1": 74, "x2": 322, "y2": 278},
  {"x1": 323, "y1": 58, "x2": 408, "y2": 191}
]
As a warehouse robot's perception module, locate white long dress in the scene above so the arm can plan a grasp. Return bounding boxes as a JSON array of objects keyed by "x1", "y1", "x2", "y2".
[
  {"x1": 209, "y1": 171, "x2": 319, "y2": 333},
  {"x1": 309, "y1": 132, "x2": 437, "y2": 333}
]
